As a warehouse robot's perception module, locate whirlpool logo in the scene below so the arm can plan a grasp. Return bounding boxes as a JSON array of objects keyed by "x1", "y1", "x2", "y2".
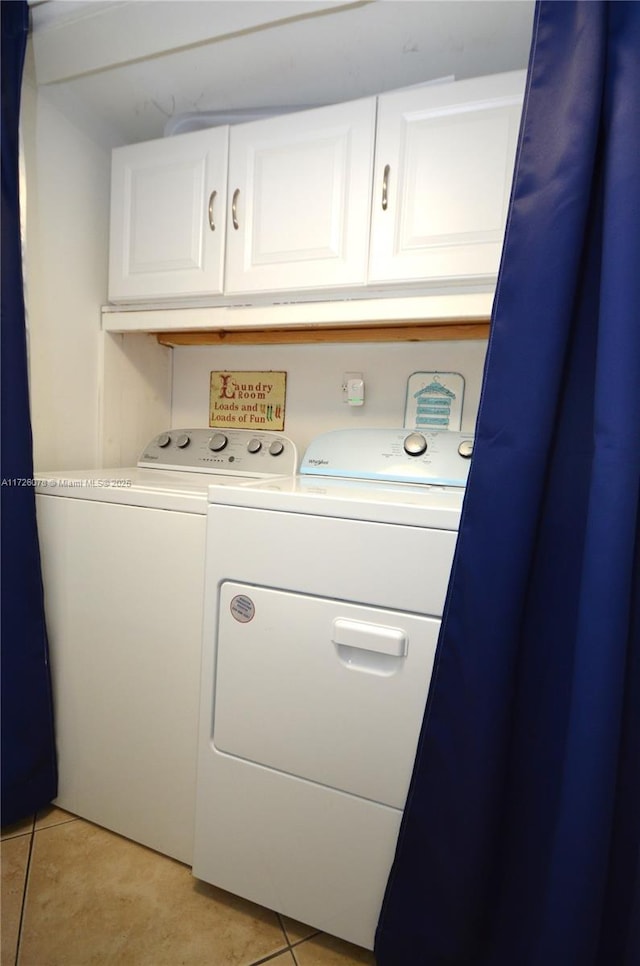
[{"x1": 307, "y1": 458, "x2": 329, "y2": 466}]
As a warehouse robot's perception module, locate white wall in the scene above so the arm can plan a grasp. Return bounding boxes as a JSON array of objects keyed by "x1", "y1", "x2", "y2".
[
  {"x1": 99, "y1": 332, "x2": 171, "y2": 467},
  {"x1": 171, "y1": 339, "x2": 488, "y2": 456},
  {"x1": 22, "y1": 42, "x2": 111, "y2": 472}
]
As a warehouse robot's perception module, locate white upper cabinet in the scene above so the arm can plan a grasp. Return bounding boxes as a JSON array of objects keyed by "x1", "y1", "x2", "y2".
[
  {"x1": 105, "y1": 71, "x2": 526, "y2": 315},
  {"x1": 108, "y1": 126, "x2": 229, "y2": 301},
  {"x1": 224, "y1": 99, "x2": 377, "y2": 294},
  {"x1": 368, "y1": 71, "x2": 525, "y2": 286}
]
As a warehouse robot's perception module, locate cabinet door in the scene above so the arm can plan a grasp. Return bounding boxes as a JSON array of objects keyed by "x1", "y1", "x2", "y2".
[
  {"x1": 225, "y1": 99, "x2": 376, "y2": 294},
  {"x1": 109, "y1": 126, "x2": 228, "y2": 301},
  {"x1": 369, "y1": 71, "x2": 525, "y2": 285}
]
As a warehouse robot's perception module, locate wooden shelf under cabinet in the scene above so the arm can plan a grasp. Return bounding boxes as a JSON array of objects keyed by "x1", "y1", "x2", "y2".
[{"x1": 154, "y1": 320, "x2": 490, "y2": 347}]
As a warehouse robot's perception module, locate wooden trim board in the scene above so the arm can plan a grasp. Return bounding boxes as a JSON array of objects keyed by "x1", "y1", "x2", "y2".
[{"x1": 155, "y1": 320, "x2": 490, "y2": 347}]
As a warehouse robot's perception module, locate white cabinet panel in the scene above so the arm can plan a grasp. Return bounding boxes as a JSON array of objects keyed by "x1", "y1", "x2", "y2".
[
  {"x1": 369, "y1": 71, "x2": 525, "y2": 285},
  {"x1": 224, "y1": 98, "x2": 376, "y2": 294},
  {"x1": 105, "y1": 71, "x2": 524, "y2": 317},
  {"x1": 109, "y1": 126, "x2": 228, "y2": 301}
]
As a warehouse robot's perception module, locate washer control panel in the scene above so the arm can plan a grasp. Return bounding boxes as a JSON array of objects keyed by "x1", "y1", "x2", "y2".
[
  {"x1": 301, "y1": 429, "x2": 474, "y2": 486},
  {"x1": 138, "y1": 429, "x2": 297, "y2": 477}
]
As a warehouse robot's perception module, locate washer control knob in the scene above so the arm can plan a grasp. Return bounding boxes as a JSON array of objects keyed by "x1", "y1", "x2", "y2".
[
  {"x1": 156, "y1": 433, "x2": 171, "y2": 448},
  {"x1": 247, "y1": 438, "x2": 262, "y2": 454},
  {"x1": 208, "y1": 433, "x2": 228, "y2": 452},
  {"x1": 458, "y1": 439, "x2": 474, "y2": 459},
  {"x1": 269, "y1": 440, "x2": 285, "y2": 457},
  {"x1": 176, "y1": 433, "x2": 190, "y2": 449},
  {"x1": 404, "y1": 432, "x2": 428, "y2": 456}
]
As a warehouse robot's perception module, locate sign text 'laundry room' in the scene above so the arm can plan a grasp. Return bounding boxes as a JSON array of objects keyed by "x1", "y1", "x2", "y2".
[{"x1": 209, "y1": 371, "x2": 287, "y2": 430}]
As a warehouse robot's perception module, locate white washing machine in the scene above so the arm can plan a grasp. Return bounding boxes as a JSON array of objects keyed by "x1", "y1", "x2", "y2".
[
  {"x1": 35, "y1": 428, "x2": 297, "y2": 864},
  {"x1": 192, "y1": 428, "x2": 472, "y2": 948}
]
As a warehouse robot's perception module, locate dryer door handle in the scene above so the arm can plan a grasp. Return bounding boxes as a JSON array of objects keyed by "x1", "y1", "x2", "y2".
[{"x1": 332, "y1": 618, "x2": 407, "y2": 657}]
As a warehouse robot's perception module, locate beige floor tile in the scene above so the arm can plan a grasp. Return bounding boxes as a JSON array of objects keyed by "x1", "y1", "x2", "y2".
[
  {"x1": 1, "y1": 835, "x2": 30, "y2": 965},
  {"x1": 266, "y1": 955, "x2": 296, "y2": 965},
  {"x1": 34, "y1": 805, "x2": 77, "y2": 830},
  {"x1": 1, "y1": 815, "x2": 34, "y2": 841},
  {"x1": 19, "y1": 819, "x2": 289, "y2": 966},
  {"x1": 281, "y1": 916, "x2": 321, "y2": 945},
  {"x1": 293, "y1": 933, "x2": 376, "y2": 966}
]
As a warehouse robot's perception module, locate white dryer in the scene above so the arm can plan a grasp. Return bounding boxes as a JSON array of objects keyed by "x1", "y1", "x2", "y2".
[
  {"x1": 192, "y1": 428, "x2": 472, "y2": 948},
  {"x1": 35, "y1": 429, "x2": 297, "y2": 864}
]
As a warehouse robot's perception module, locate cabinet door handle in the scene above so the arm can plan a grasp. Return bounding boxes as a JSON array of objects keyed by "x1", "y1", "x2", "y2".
[
  {"x1": 208, "y1": 190, "x2": 217, "y2": 231},
  {"x1": 232, "y1": 188, "x2": 240, "y2": 230},
  {"x1": 382, "y1": 164, "x2": 390, "y2": 211}
]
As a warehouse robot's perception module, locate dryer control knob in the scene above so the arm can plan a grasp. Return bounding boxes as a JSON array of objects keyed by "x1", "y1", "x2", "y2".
[
  {"x1": 269, "y1": 440, "x2": 285, "y2": 457},
  {"x1": 156, "y1": 433, "x2": 171, "y2": 448},
  {"x1": 176, "y1": 434, "x2": 190, "y2": 449},
  {"x1": 208, "y1": 433, "x2": 228, "y2": 452},
  {"x1": 404, "y1": 432, "x2": 428, "y2": 456},
  {"x1": 247, "y1": 438, "x2": 262, "y2": 454},
  {"x1": 458, "y1": 439, "x2": 474, "y2": 459}
]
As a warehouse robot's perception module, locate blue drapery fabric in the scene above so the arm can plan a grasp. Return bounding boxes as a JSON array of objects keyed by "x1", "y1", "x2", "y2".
[
  {"x1": 1, "y1": 0, "x2": 57, "y2": 826},
  {"x1": 375, "y1": 2, "x2": 639, "y2": 964}
]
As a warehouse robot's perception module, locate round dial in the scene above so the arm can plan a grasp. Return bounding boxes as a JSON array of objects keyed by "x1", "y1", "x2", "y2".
[
  {"x1": 403, "y1": 432, "x2": 428, "y2": 456},
  {"x1": 269, "y1": 440, "x2": 285, "y2": 457},
  {"x1": 208, "y1": 433, "x2": 228, "y2": 452},
  {"x1": 458, "y1": 439, "x2": 474, "y2": 459},
  {"x1": 156, "y1": 433, "x2": 171, "y2": 448},
  {"x1": 247, "y1": 438, "x2": 262, "y2": 454},
  {"x1": 176, "y1": 434, "x2": 190, "y2": 449}
]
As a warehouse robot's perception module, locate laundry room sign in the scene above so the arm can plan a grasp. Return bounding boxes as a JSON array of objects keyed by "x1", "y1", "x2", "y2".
[{"x1": 209, "y1": 371, "x2": 287, "y2": 430}]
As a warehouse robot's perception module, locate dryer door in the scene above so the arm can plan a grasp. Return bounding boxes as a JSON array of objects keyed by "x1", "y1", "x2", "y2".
[{"x1": 212, "y1": 581, "x2": 440, "y2": 809}]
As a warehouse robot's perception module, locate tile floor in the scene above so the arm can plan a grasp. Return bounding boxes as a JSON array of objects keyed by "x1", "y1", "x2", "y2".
[{"x1": 1, "y1": 807, "x2": 376, "y2": 966}]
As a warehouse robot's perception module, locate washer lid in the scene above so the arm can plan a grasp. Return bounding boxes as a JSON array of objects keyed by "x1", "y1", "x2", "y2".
[
  {"x1": 34, "y1": 467, "x2": 270, "y2": 514},
  {"x1": 34, "y1": 428, "x2": 298, "y2": 514}
]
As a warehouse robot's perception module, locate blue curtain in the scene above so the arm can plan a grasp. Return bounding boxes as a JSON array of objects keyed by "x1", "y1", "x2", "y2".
[
  {"x1": 1, "y1": 0, "x2": 57, "y2": 826},
  {"x1": 375, "y1": 2, "x2": 639, "y2": 963}
]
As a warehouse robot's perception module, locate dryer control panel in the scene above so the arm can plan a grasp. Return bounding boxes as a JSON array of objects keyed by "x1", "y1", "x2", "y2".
[
  {"x1": 138, "y1": 429, "x2": 297, "y2": 477},
  {"x1": 300, "y1": 429, "x2": 474, "y2": 486}
]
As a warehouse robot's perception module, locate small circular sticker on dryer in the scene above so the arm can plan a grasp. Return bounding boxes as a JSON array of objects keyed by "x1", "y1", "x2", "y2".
[{"x1": 230, "y1": 594, "x2": 255, "y2": 623}]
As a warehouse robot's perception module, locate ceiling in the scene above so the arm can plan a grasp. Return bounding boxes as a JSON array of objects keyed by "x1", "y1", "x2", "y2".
[{"x1": 28, "y1": 0, "x2": 536, "y2": 148}]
